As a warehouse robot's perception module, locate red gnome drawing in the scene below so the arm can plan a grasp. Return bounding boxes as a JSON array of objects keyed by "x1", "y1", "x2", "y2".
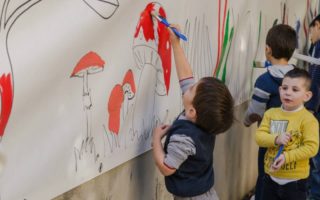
[{"x1": 104, "y1": 69, "x2": 136, "y2": 151}]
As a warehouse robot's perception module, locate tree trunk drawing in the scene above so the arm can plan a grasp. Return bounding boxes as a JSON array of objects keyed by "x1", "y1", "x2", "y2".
[{"x1": 0, "y1": 0, "x2": 44, "y2": 141}]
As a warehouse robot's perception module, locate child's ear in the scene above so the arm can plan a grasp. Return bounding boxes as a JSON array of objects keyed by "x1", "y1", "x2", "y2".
[
  {"x1": 189, "y1": 107, "x2": 197, "y2": 120},
  {"x1": 304, "y1": 91, "x2": 313, "y2": 102},
  {"x1": 316, "y1": 21, "x2": 320, "y2": 30},
  {"x1": 265, "y1": 45, "x2": 272, "y2": 57}
]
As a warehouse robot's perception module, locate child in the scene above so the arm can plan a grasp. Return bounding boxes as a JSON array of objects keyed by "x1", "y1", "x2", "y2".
[
  {"x1": 255, "y1": 68, "x2": 319, "y2": 200},
  {"x1": 152, "y1": 24, "x2": 234, "y2": 199},
  {"x1": 243, "y1": 24, "x2": 297, "y2": 200},
  {"x1": 307, "y1": 14, "x2": 320, "y2": 200}
]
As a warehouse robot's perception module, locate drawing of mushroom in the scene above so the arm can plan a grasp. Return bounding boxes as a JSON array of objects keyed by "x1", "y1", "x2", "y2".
[
  {"x1": 105, "y1": 84, "x2": 123, "y2": 149},
  {"x1": 133, "y1": 3, "x2": 171, "y2": 95},
  {"x1": 71, "y1": 51, "x2": 105, "y2": 138},
  {"x1": 82, "y1": 0, "x2": 119, "y2": 19},
  {"x1": 103, "y1": 70, "x2": 136, "y2": 151},
  {"x1": 122, "y1": 69, "x2": 136, "y2": 117},
  {"x1": 129, "y1": 2, "x2": 171, "y2": 139}
]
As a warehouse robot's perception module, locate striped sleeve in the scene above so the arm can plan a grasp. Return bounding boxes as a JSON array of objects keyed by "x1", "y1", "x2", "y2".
[
  {"x1": 244, "y1": 80, "x2": 271, "y2": 126},
  {"x1": 164, "y1": 134, "x2": 196, "y2": 169},
  {"x1": 179, "y1": 77, "x2": 195, "y2": 95}
]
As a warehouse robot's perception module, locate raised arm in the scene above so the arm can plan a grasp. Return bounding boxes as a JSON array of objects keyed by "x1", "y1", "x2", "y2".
[{"x1": 168, "y1": 24, "x2": 193, "y2": 81}]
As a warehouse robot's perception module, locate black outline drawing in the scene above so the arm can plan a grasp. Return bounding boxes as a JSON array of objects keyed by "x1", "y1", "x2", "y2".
[
  {"x1": 69, "y1": 2, "x2": 119, "y2": 173},
  {"x1": 71, "y1": 51, "x2": 104, "y2": 172},
  {"x1": 182, "y1": 15, "x2": 215, "y2": 82},
  {"x1": 103, "y1": 69, "x2": 136, "y2": 153},
  {"x1": 82, "y1": 0, "x2": 119, "y2": 19},
  {"x1": 130, "y1": 3, "x2": 170, "y2": 142},
  {"x1": 0, "y1": 0, "x2": 44, "y2": 142}
]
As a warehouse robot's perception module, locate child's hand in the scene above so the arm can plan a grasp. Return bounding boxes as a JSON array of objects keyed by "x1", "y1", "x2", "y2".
[
  {"x1": 249, "y1": 113, "x2": 262, "y2": 124},
  {"x1": 168, "y1": 24, "x2": 181, "y2": 45},
  {"x1": 275, "y1": 132, "x2": 291, "y2": 145},
  {"x1": 153, "y1": 125, "x2": 171, "y2": 140},
  {"x1": 270, "y1": 154, "x2": 285, "y2": 172}
]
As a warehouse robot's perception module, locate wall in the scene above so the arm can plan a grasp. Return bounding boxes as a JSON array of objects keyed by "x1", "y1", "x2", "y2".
[{"x1": 54, "y1": 102, "x2": 258, "y2": 200}]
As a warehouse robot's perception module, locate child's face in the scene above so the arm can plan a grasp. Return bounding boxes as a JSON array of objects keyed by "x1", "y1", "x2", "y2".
[
  {"x1": 309, "y1": 22, "x2": 320, "y2": 44},
  {"x1": 279, "y1": 77, "x2": 312, "y2": 111},
  {"x1": 183, "y1": 82, "x2": 198, "y2": 121}
]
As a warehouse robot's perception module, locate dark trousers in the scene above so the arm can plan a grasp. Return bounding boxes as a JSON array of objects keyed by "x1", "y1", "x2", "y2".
[
  {"x1": 255, "y1": 147, "x2": 267, "y2": 200},
  {"x1": 261, "y1": 174, "x2": 307, "y2": 200},
  {"x1": 308, "y1": 152, "x2": 320, "y2": 200}
]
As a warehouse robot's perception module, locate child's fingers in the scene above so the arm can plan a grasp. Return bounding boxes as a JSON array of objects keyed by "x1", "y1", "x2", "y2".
[
  {"x1": 283, "y1": 134, "x2": 291, "y2": 144},
  {"x1": 270, "y1": 162, "x2": 280, "y2": 171},
  {"x1": 167, "y1": 27, "x2": 174, "y2": 35},
  {"x1": 169, "y1": 24, "x2": 181, "y2": 31},
  {"x1": 161, "y1": 125, "x2": 171, "y2": 132},
  {"x1": 272, "y1": 154, "x2": 285, "y2": 170}
]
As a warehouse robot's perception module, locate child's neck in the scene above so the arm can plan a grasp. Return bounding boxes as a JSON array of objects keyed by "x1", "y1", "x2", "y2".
[
  {"x1": 281, "y1": 104, "x2": 304, "y2": 112},
  {"x1": 270, "y1": 58, "x2": 288, "y2": 65}
]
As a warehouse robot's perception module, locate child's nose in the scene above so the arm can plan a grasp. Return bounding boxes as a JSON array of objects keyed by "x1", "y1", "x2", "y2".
[{"x1": 285, "y1": 90, "x2": 291, "y2": 95}]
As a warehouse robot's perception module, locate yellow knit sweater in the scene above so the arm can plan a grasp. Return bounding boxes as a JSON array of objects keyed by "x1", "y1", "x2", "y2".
[{"x1": 256, "y1": 107, "x2": 319, "y2": 179}]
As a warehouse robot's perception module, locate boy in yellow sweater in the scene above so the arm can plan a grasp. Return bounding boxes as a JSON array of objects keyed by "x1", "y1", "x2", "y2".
[{"x1": 256, "y1": 68, "x2": 319, "y2": 200}]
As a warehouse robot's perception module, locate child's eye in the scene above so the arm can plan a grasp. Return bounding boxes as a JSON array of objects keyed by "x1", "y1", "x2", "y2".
[
  {"x1": 282, "y1": 86, "x2": 288, "y2": 90},
  {"x1": 293, "y1": 88, "x2": 299, "y2": 92}
]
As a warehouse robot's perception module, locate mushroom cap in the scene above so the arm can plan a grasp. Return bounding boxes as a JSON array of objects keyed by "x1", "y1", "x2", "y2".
[
  {"x1": 122, "y1": 69, "x2": 136, "y2": 93},
  {"x1": 133, "y1": 3, "x2": 171, "y2": 95},
  {"x1": 108, "y1": 84, "x2": 124, "y2": 134},
  {"x1": 71, "y1": 51, "x2": 105, "y2": 77},
  {"x1": 134, "y1": 3, "x2": 155, "y2": 41}
]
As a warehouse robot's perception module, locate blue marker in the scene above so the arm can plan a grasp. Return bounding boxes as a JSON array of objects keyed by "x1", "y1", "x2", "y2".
[
  {"x1": 274, "y1": 145, "x2": 284, "y2": 160},
  {"x1": 151, "y1": 11, "x2": 188, "y2": 41}
]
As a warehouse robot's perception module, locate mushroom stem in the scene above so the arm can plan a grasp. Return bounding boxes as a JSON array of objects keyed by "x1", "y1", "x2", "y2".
[
  {"x1": 82, "y1": 71, "x2": 92, "y2": 110},
  {"x1": 82, "y1": 71, "x2": 92, "y2": 140},
  {"x1": 83, "y1": 71, "x2": 89, "y2": 95}
]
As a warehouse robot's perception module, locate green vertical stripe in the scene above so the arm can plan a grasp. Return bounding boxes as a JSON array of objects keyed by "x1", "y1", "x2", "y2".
[{"x1": 217, "y1": 10, "x2": 230, "y2": 77}]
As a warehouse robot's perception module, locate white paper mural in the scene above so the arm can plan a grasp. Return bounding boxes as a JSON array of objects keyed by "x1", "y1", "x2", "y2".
[{"x1": 0, "y1": 0, "x2": 316, "y2": 199}]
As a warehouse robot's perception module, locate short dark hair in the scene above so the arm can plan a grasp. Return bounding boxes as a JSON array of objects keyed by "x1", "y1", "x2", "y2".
[
  {"x1": 284, "y1": 68, "x2": 312, "y2": 90},
  {"x1": 309, "y1": 14, "x2": 320, "y2": 27},
  {"x1": 266, "y1": 24, "x2": 297, "y2": 60},
  {"x1": 192, "y1": 77, "x2": 234, "y2": 135}
]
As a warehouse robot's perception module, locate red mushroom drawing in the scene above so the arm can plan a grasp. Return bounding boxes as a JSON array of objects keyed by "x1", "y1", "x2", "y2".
[
  {"x1": 121, "y1": 69, "x2": 136, "y2": 116},
  {"x1": 133, "y1": 2, "x2": 171, "y2": 95},
  {"x1": 129, "y1": 2, "x2": 171, "y2": 140},
  {"x1": 103, "y1": 69, "x2": 136, "y2": 152},
  {"x1": 71, "y1": 51, "x2": 105, "y2": 139},
  {"x1": 71, "y1": 51, "x2": 105, "y2": 172}
]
